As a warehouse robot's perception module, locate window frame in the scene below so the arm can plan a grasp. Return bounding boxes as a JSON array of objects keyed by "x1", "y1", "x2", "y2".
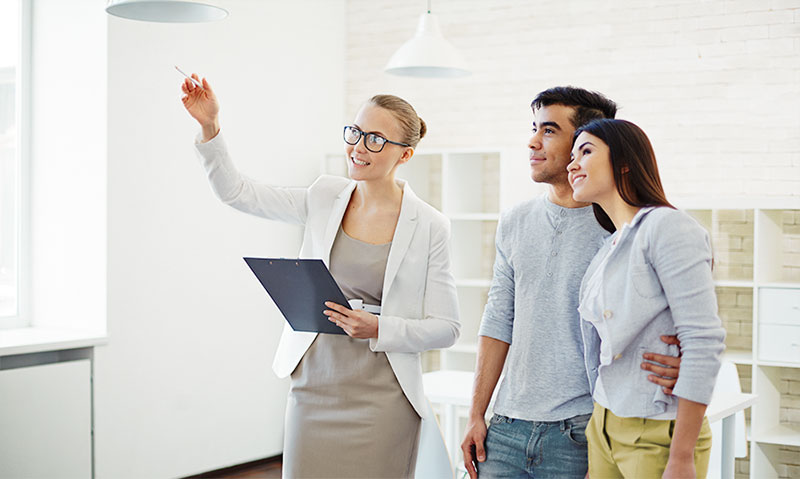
[{"x1": 1, "y1": 0, "x2": 31, "y2": 329}]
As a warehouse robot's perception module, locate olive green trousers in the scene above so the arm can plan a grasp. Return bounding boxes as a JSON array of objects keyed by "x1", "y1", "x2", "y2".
[{"x1": 586, "y1": 402, "x2": 712, "y2": 479}]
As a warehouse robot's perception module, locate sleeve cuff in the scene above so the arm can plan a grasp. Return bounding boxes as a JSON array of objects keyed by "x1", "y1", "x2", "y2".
[
  {"x1": 194, "y1": 129, "x2": 226, "y2": 152},
  {"x1": 369, "y1": 315, "x2": 397, "y2": 352},
  {"x1": 478, "y1": 316, "x2": 513, "y2": 344}
]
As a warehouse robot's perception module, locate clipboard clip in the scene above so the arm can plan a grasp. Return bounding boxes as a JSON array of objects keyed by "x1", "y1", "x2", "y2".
[{"x1": 347, "y1": 299, "x2": 381, "y2": 315}]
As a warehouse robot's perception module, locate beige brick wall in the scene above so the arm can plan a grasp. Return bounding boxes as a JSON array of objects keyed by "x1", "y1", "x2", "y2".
[
  {"x1": 780, "y1": 367, "x2": 800, "y2": 425},
  {"x1": 783, "y1": 210, "x2": 800, "y2": 282},
  {"x1": 345, "y1": 0, "x2": 800, "y2": 200},
  {"x1": 778, "y1": 445, "x2": 800, "y2": 478},
  {"x1": 713, "y1": 210, "x2": 754, "y2": 281},
  {"x1": 717, "y1": 287, "x2": 753, "y2": 350}
]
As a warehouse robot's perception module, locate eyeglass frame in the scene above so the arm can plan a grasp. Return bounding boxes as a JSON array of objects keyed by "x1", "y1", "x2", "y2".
[{"x1": 343, "y1": 125, "x2": 411, "y2": 153}]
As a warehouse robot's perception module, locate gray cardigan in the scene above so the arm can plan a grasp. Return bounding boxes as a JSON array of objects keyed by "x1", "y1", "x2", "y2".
[{"x1": 579, "y1": 206, "x2": 726, "y2": 418}]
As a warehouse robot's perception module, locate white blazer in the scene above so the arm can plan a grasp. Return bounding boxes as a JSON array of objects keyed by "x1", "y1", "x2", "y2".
[{"x1": 195, "y1": 133, "x2": 461, "y2": 419}]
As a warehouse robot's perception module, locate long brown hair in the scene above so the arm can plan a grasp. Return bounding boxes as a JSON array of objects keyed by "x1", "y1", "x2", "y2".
[{"x1": 573, "y1": 119, "x2": 673, "y2": 233}]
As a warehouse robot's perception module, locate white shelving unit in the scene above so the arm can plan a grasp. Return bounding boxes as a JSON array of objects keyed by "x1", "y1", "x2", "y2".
[
  {"x1": 680, "y1": 201, "x2": 800, "y2": 479},
  {"x1": 397, "y1": 147, "x2": 543, "y2": 372}
]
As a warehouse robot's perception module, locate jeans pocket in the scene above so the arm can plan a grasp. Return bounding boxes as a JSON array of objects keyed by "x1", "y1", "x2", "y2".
[
  {"x1": 490, "y1": 414, "x2": 507, "y2": 425},
  {"x1": 566, "y1": 418, "x2": 589, "y2": 447}
]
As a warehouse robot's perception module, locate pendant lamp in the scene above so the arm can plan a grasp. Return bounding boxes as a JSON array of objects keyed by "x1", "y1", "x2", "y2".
[
  {"x1": 384, "y1": 1, "x2": 470, "y2": 78},
  {"x1": 106, "y1": 0, "x2": 228, "y2": 23}
]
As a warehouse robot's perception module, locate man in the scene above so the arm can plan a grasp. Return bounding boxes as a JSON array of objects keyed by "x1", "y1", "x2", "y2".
[{"x1": 460, "y1": 87, "x2": 682, "y2": 478}]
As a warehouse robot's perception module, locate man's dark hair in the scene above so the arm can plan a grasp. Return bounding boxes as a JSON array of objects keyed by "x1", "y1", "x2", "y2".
[{"x1": 531, "y1": 86, "x2": 617, "y2": 128}]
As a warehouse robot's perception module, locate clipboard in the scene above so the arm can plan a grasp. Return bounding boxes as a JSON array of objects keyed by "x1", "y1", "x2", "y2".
[{"x1": 243, "y1": 257, "x2": 349, "y2": 335}]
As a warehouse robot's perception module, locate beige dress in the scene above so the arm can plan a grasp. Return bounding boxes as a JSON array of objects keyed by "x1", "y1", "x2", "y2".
[{"x1": 283, "y1": 227, "x2": 422, "y2": 479}]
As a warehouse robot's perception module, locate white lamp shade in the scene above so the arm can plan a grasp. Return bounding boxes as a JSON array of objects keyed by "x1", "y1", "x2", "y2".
[
  {"x1": 385, "y1": 12, "x2": 470, "y2": 78},
  {"x1": 105, "y1": 0, "x2": 228, "y2": 23}
]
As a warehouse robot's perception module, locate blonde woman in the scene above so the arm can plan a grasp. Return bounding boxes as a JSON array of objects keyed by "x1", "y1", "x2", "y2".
[{"x1": 181, "y1": 74, "x2": 459, "y2": 478}]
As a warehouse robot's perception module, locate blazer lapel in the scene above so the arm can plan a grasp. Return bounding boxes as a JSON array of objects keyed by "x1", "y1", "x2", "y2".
[
  {"x1": 321, "y1": 180, "x2": 357, "y2": 265},
  {"x1": 382, "y1": 181, "x2": 419, "y2": 300}
]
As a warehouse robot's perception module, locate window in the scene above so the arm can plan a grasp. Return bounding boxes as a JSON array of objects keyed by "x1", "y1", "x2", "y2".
[{"x1": 0, "y1": 0, "x2": 25, "y2": 327}]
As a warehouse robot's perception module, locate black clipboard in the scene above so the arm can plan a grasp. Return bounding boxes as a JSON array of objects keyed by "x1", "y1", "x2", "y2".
[{"x1": 243, "y1": 257, "x2": 349, "y2": 335}]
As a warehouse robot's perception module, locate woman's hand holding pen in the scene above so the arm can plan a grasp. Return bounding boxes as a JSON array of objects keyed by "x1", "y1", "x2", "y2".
[
  {"x1": 180, "y1": 73, "x2": 220, "y2": 142},
  {"x1": 324, "y1": 302, "x2": 379, "y2": 339}
]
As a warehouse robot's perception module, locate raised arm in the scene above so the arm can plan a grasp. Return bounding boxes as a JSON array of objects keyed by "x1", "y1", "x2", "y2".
[
  {"x1": 181, "y1": 73, "x2": 220, "y2": 142},
  {"x1": 181, "y1": 75, "x2": 309, "y2": 225}
]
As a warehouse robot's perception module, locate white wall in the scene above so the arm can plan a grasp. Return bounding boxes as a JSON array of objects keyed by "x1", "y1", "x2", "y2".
[
  {"x1": 345, "y1": 0, "x2": 800, "y2": 202},
  {"x1": 98, "y1": 1, "x2": 345, "y2": 477},
  {"x1": 30, "y1": 0, "x2": 107, "y2": 332}
]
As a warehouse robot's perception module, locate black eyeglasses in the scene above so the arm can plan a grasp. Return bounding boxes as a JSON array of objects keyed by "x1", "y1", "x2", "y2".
[{"x1": 343, "y1": 126, "x2": 410, "y2": 153}]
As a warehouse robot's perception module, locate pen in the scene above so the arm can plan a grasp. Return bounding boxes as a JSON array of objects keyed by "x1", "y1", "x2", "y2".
[{"x1": 175, "y1": 65, "x2": 203, "y2": 89}]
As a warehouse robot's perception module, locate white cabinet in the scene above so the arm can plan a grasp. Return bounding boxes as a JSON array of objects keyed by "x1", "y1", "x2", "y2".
[
  {"x1": 0, "y1": 359, "x2": 92, "y2": 478},
  {"x1": 683, "y1": 205, "x2": 800, "y2": 479}
]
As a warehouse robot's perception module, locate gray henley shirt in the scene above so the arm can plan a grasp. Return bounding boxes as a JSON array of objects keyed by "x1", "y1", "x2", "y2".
[{"x1": 478, "y1": 195, "x2": 609, "y2": 421}]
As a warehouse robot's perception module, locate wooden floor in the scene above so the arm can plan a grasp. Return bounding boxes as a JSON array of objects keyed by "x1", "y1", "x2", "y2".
[
  {"x1": 185, "y1": 457, "x2": 282, "y2": 479},
  {"x1": 217, "y1": 462, "x2": 281, "y2": 479}
]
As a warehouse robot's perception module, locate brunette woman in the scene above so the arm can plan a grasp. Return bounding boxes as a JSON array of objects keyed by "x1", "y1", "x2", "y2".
[{"x1": 567, "y1": 119, "x2": 725, "y2": 479}]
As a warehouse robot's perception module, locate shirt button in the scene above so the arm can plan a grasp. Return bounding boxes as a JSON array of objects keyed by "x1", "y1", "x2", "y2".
[
  {"x1": 613, "y1": 353, "x2": 622, "y2": 361},
  {"x1": 547, "y1": 272, "x2": 553, "y2": 277},
  {"x1": 551, "y1": 251, "x2": 557, "y2": 257},
  {"x1": 603, "y1": 310, "x2": 613, "y2": 319}
]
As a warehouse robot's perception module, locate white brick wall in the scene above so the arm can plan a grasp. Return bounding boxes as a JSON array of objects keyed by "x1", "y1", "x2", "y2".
[{"x1": 345, "y1": 0, "x2": 800, "y2": 200}]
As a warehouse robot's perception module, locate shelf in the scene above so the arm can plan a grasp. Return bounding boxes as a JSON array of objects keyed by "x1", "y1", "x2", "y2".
[
  {"x1": 455, "y1": 279, "x2": 492, "y2": 288},
  {"x1": 755, "y1": 360, "x2": 800, "y2": 369},
  {"x1": 758, "y1": 282, "x2": 800, "y2": 289},
  {"x1": 448, "y1": 213, "x2": 500, "y2": 221},
  {"x1": 753, "y1": 424, "x2": 800, "y2": 447},
  {"x1": 448, "y1": 343, "x2": 478, "y2": 354},
  {"x1": 723, "y1": 349, "x2": 754, "y2": 365},
  {"x1": 716, "y1": 280, "x2": 755, "y2": 288}
]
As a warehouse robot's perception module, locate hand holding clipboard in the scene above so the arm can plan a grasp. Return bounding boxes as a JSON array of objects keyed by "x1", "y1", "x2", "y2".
[
  {"x1": 244, "y1": 257, "x2": 381, "y2": 339},
  {"x1": 244, "y1": 258, "x2": 350, "y2": 335}
]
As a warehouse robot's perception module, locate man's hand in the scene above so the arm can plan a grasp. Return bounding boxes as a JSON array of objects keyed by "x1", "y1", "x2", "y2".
[
  {"x1": 461, "y1": 416, "x2": 488, "y2": 479},
  {"x1": 641, "y1": 335, "x2": 681, "y2": 394}
]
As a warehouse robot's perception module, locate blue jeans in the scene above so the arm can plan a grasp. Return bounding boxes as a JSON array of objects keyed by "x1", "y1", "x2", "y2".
[{"x1": 477, "y1": 413, "x2": 591, "y2": 479}]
